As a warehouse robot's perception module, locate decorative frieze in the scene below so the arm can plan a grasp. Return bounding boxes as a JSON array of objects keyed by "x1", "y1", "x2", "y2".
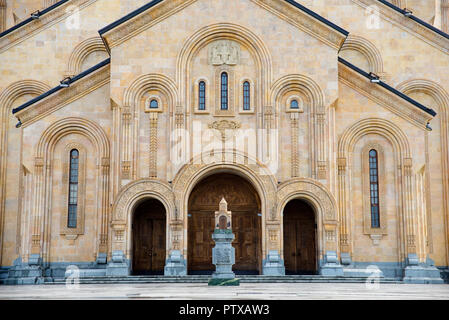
[{"x1": 208, "y1": 120, "x2": 241, "y2": 141}]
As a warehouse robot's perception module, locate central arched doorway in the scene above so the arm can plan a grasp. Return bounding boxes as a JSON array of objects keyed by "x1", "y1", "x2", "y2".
[
  {"x1": 132, "y1": 198, "x2": 166, "y2": 275},
  {"x1": 283, "y1": 199, "x2": 317, "y2": 275},
  {"x1": 188, "y1": 173, "x2": 261, "y2": 275}
]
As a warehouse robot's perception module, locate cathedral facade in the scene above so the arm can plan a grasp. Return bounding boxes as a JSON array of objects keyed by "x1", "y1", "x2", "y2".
[{"x1": 0, "y1": 0, "x2": 449, "y2": 284}]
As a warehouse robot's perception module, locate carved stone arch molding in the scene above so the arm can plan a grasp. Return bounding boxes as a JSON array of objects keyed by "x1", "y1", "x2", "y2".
[
  {"x1": 176, "y1": 22, "x2": 273, "y2": 108},
  {"x1": 110, "y1": 179, "x2": 175, "y2": 256},
  {"x1": 123, "y1": 73, "x2": 179, "y2": 110},
  {"x1": 66, "y1": 36, "x2": 108, "y2": 77},
  {"x1": 0, "y1": 79, "x2": 50, "y2": 265},
  {"x1": 396, "y1": 79, "x2": 449, "y2": 265},
  {"x1": 340, "y1": 35, "x2": 384, "y2": 75},
  {"x1": 337, "y1": 118, "x2": 415, "y2": 262},
  {"x1": 172, "y1": 154, "x2": 278, "y2": 257},
  {"x1": 120, "y1": 73, "x2": 179, "y2": 180},
  {"x1": 277, "y1": 178, "x2": 339, "y2": 258},
  {"x1": 270, "y1": 74, "x2": 327, "y2": 179},
  {"x1": 270, "y1": 74, "x2": 325, "y2": 112},
  {"x1": 32, "y1": 117, "x2": 110, "y2": 263}
]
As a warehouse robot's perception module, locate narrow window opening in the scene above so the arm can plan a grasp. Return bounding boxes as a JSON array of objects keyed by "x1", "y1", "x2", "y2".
[
  {"x1": 243, "y1": 81, "x2": 250, "y2": 111},
  {"x1": 68, "y1": 149, "x2": 79, "y2": 228},
  {"x1": 199, "y1": 81, "x2": 206, "y2": 110},
  {"x1": 291, "y1": 99, "x2": 299, "y2": 109},
  {"x1": 221, "y1": 72, "x2": 228, "y2": 110},
  {"x1": 150, "y1": 99, "x2": 158, "y2": 109},
  {"x1": 369, "y1": 149, "x2": 380, "y2": 228}
]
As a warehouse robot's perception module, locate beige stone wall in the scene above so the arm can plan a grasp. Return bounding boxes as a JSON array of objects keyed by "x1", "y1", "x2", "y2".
[
  {"x1": 0, "y1": 0, "x2": 448, "y2": 270},
  {"x1": 0, "y1": 0, "x2": 146, "y2": 266}
]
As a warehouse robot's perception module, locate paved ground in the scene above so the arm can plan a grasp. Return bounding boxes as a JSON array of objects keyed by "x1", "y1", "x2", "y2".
[{"x1": 0, "y1": 282, "x2": 448, "y2": 299}]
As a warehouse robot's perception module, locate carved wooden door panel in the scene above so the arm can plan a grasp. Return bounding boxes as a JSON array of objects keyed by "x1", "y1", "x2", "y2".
[
  {"x1": 283, "y1": 200, "x2": 316, "y2": 275},
  {"x1": 232, "y1": 211, "x2": 259, "y2": 271},
  {"x1": 297, "y1": 215, "x2": 316, "y2": 274},
  {"x1": 151, "y1": 218, "x2": 166, "y2": 272},
  {"x1": 283, "y1": 216, "x2": 297, "y2": 273},
  {"x1": 133, "y1": 216, "x2": 153, "y2": 274},
  {"x1": 188, "y1": 211, "x2": 215, "y2": 272},
  {"x1": 188, "y1": 173, "x2": 261, "y2": 274},
  {"x1": 132, "y1": 199, "x2": 166, "y2": 275}
]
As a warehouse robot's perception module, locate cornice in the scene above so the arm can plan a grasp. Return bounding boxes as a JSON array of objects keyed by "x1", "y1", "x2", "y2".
[
  {"x1": 100, "y1": 0, "x2": 347, "y2": 51},
  {"x1": 0, "y1": 0, "x2": 97, "y2": 54},
  {"x1": 353, "y1": 0, "x2": 449, "y2": 55},
  {"x1": 338, "y1": 61, "x2": 434, "y2": 129},
  {"x1": 100, "y1": 0, "x2": 197, "y2": 50},
  {"x1": 15, "y1": 63, "x2": 110, "y2": 128},
  {"x1": 251, "y1": 0, "x2": 348, "y2": 50}
]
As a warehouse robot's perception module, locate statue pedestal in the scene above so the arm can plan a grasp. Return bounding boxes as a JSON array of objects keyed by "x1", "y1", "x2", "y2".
[{"x1": 208, "y1": 229, "x2": 239, "y2": 286}]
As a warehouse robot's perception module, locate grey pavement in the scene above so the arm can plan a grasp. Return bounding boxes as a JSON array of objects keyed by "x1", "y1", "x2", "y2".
[{"x1": 0, "y1": 283, "x2": 448, "y2": 300}]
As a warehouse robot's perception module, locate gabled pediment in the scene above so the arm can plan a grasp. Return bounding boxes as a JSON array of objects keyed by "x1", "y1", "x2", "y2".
[
  {"x1": 338, "y1": 57, "x2": 436, "y2": 129},
  {"x1": 99, "y1": 0, "x2": 348, "y2": 51},
  {"x1": 13, "y1": 59, "x2": 110, "y2": 127}
]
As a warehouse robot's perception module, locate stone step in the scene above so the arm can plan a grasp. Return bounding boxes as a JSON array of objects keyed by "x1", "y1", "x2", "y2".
[{"x1": 47, "y1": 275, "x2": 402, "y2": 285}]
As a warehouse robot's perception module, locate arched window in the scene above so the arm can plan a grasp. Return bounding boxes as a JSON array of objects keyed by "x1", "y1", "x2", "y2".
[
  {"x1": 291, "y1": 99, "x2": 299, "y2": 109},
  {"x1": 199, "y1": 81, "x2": 206, "y2": 110},
  {"x1": 221, "y1": 72, "x2": 228, "y2": 110},
  {"x1": 150, "y1": 99, "x2": 158, "y2": 109},
  {"x1": 369, "y1": 149, "x2": 380, "y2": 228},
  {"x1": 68, "y1": 149, "x2": 79, "y2": 228},
  {"x1": 243, "y1": 81, "x2": 250, "y2": 110}
]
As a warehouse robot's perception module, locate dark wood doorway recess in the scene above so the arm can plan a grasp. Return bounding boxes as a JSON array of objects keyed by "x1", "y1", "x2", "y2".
[
  {"x1": 188, "y1": 173, "x2": 261, "y2": 275},
  {"x1": 283, "y1": 199, "x2": 317, "y2": 275},
  {"x1": 132, "y1": 199, "x2": 166, "y2": 275}
]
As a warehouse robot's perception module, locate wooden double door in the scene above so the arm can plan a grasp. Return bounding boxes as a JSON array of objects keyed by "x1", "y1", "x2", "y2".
[
  {"x1": 283, "y1": 199, "x2": 317, "y2": 275},
  {"x1": 132, "y1": 199, "x2": 166, "y2": 275},
  {"x1": 188, "y1": 173, "x2": 261, "y2": 274}
]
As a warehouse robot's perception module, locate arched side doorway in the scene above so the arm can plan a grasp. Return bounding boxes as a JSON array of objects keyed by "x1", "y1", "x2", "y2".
[
  {"x1": 188, "y1": 173, "x2": 262, "y2": 275},
  {"x1": 283, "y1": 199, "x2": 317, "y2": 275},
  {"x1": 132, "y1": 198, "x2": 166, "y2": 275}
]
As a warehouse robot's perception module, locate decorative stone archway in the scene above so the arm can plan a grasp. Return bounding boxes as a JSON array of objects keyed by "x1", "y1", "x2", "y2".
[
  {"x1": 172, "y1": 157, "x2": 279, "y2": 275},
  {"x1": 108, "y1": 179, "x2": 175, "y2": 276},
  {"x1": 277, "y1": 178, "x2": 342, "y2": 276}
]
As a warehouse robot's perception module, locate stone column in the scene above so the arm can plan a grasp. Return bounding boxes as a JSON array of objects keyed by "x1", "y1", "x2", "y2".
[
  {"x1": 149, "y1": 112, "x2": 158, "y2": 178},
  {"x1": 316, "y1": 111, "x2": 327, "y2": 180},
  {"x1": 290, "y1": 112, "x2": 299, "y2": 178},
  {"x1": 96, "y1": 157, "x2": 110, "y2": 264},
  {"x1": 121, "y1": 110, "x2": 132, "y2": 180},
  {"x1": 402, "y1": 159, "x2": 443, "y2": 283},
  {"x1": 337, "y1": 157, "x2": 352, "y2": 265}
]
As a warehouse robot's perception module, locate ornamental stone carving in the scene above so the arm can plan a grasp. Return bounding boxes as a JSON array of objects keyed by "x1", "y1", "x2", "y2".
[
  {"x1": 208, "y1": 40, "x2": 241, "y2": 65},
  {"x1": 208, "y1": 120, "x2": 241, "y2": 141},
  {"x1": 112, "y1": 179, "x2": 175, "y2": 222},
  {"x1": 277, "y1": 178, "x2": 337, "y2": 222}
]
